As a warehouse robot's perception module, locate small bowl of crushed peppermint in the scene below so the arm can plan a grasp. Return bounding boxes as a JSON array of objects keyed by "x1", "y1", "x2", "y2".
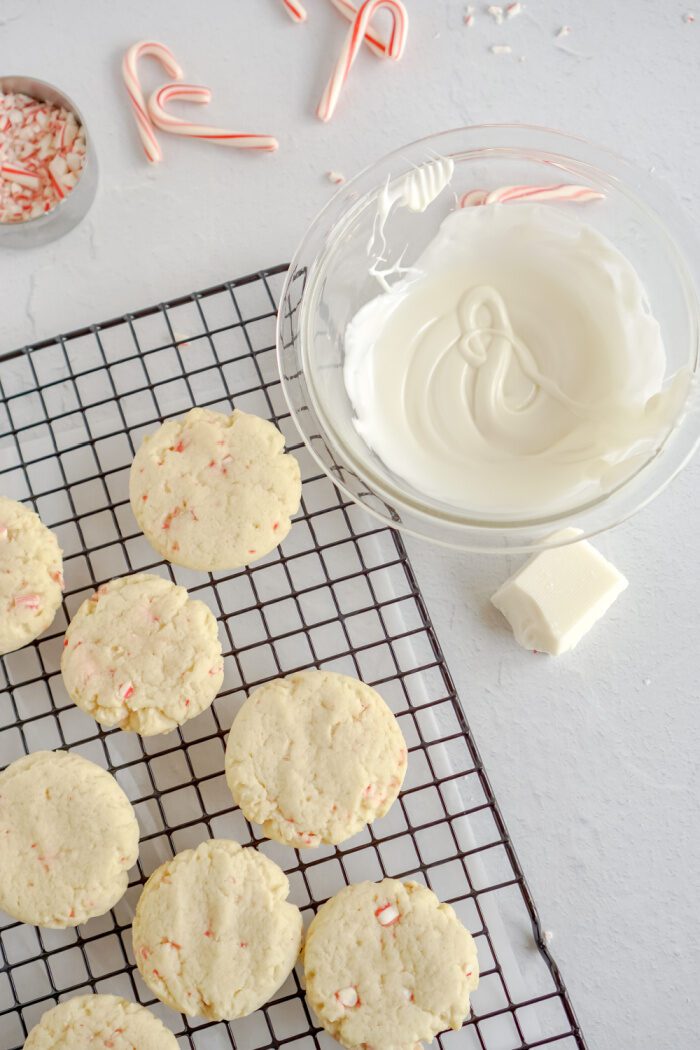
[{"x1": 0, "y1": 76, "x2": 97, "y2": 247}]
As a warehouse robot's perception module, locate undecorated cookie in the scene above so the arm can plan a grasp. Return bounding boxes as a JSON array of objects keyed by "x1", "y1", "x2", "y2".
[
  {"x1": 23, "y1": 994, "x2": 178, "y2": 1050},
  {"x1": 0, "y1": 751, "x2": 139, "y2": 928},
  {"x1": 132, "y1": 838, "x2": 303, "y2": 1020},
  {"x1": 129, "y1": 407, "x2": 301, "y2": 570},
  {"x1": 303, "y1": 879, "x2": 479, "y2": 1050},
  {"x1": 0, "y1": 496, "x2": 63, "y2": 656},
  {"x1": 225, "y1": 670, "x2": 407, "y2": 848},
  {"x1": 61, "y1": 572, "x2": 224, "y2": 735}
]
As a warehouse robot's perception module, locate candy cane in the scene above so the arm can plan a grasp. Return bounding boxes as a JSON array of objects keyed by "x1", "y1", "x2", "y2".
[
  {"x1": 327, "y1": 0, "x2": 391, "y2": 57},
  {"x1": 281, "y1": 0, "x2": 307, "y2": 21},
  {"x1": 122, "y1": 41, "x2": 184, "y2": 163},
  {"x1": 317, "y1": 0, "x2": 408, "y2": 122},
  {"x1": 148, "y1": 84, "x2": 279, "y2": 151},
  {"x1": 459, "y1": 184, "x2": 605, "y2": 207},
  {"x1": 0, "y1": 163, "x2": 41, "y2": 190}
]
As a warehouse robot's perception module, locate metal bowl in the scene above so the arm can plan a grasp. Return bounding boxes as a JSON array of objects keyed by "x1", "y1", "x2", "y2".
[{"x1": 0, "y1": 75, "x2": 98, "y2": 248}]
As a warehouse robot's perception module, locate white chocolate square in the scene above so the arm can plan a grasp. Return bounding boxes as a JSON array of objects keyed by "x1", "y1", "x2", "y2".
[{"x1": 491, "y1": 528, "x2": 628, "y2": 655}]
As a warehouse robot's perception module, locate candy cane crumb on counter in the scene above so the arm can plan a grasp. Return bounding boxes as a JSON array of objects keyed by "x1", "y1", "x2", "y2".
[
  {"x1": 317, "y1": 0, "x2": 409, "y2": 122},
  {"x1": 281, "y1": 0, "x2": 308, "y2": 21},
  {"x1": 326, "y1": 170, "x2": 346, "y2": 183},
  {"x1": 121, "y1": 41, "x2": 184, "y2": 163},
  {"x1": 490, "y1": 44, "x2": 513, "y2": 54},
  {"x1": 148, "y1": 83, "x2": 278, "y2": 151},
  {"x1": 459, "y1": 183, "x2": 605, "y2": 208}
]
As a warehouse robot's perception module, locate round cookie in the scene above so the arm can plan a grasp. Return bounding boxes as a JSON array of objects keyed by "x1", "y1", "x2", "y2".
[
  {"x1": 129, "y1": 407, "x2": 301, "y2": 571},
  {"x1": 0, "y1": 750, "x2": 139, "y2": 928},
  {"x1": 225, "y1": 670, "x2": 407, "y2": 848},
  {"x1": 23, "y1": 994, "x2": 178, "y2": 1050},
  {"x1": 0, "y1": 496, "x2": 63, "y2": 656},
  {"x1": 61, "y1": 572, "x2": 224, "y2": 735},
  {"x1": 133, "y1": 839, "x2": 302, "y2": 1020},
  {"x1": 303, "y1": 879, "x2": 479, "y2": 1050}
]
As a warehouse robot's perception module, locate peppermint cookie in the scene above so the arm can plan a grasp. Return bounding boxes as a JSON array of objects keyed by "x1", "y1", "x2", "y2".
[
  {"x1": 23, "y1": 994, "x2": 178, "y2": 1050},
  {"x1": 61, "y1": 572, "x2": 224, "y2": 735},
  {"x1": 303, "y1": 879, "x2": 479, "y2": 1050},
  {"x1": 133, "y1": 838, "x2": 303, "y2": 1020},
  {"x1": 225, "y1": 670, "x2": 407, "y2": 849},
  {"x1": 129, "y1": 407, "x2": 301, "y2": 570},
  {"x1": 0, "y1": 496, "x2": 63, "y2": 656},
  {"x1": 0, "y1": 750, "x2": 139, "y2": 928}
]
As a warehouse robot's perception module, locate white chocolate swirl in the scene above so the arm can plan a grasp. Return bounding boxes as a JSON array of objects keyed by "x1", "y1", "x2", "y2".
[{"x1": 345, "y1": 204, "x2": 685, "y2": 516}]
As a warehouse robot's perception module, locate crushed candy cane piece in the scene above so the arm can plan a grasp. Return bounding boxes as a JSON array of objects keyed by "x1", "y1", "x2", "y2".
[
  {"x1": 374, "y1": 902, "x2": 400, "y2": 926},
  {"x1": 505, "y1": 1, "x2": 522, "y2": 16},
  {"x1": 486, "y1": 4, "x2": 504, "y2": 23},
  {"x1": 281, "y1": 0, "x2": 307, "y2": 21},
  {"x1": 14, "y1": 593, "x2": 40, "y2": 611},
  {"x1": 556, "y1": 25, "x2": 571, "y2": 37},
  {"x1": 327, "y1": 170, "x2": 346, "y2": 184},
  {"x1": 335, "y1": 986, "x2": 360, "y2": 1007},
  {"x1": 490, "y1": 43, "x2": 512, "y2": 53}
]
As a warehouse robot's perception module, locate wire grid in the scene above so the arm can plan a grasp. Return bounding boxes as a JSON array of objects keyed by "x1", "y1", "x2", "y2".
[{"x1": 0, "y1": 265, "x2": 585, "y2": 1050}]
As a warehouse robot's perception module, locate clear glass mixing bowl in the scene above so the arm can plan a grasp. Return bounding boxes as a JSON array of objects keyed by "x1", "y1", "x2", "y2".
[{"x1": 277, "y1": 125, "x2": 700, "y2": 553}]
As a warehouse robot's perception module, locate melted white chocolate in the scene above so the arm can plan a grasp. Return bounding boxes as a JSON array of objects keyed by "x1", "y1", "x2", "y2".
[{"x1": 345, "y1": 204, "x2": 685, "y2": 516}]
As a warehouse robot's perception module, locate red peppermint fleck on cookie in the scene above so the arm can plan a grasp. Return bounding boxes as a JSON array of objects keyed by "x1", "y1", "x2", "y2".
[
  {"x1": 162, "y1": 506, "x2": 181, "y2": 531},
  {"x1": 335, "y1": 986, "x2": 360, "y2": 1008},
  {"x1": 141, "y1": 493, "x2": 148, "y2": 502},
  {"x1": 401, "y1": 986, "x2": 415, "y2": 1002},
  {"x1": 14, "y1": 593, "x2": 40, "y2": 610},
  {"x1": 50, "y1": 569, "x2": 64, "y2": 589},
  {"x1": 374, "y1": 902, "x2": 400, "y2": 926},
  {"x1": 0, "y1": 525, "x2": 7, "y2": 540},
  {"x1": 120, "y1": 682, "x2": 135, "y2": 702},
  {"x1": 169, "y1": 439, "x2": 186, "y2": 453}
]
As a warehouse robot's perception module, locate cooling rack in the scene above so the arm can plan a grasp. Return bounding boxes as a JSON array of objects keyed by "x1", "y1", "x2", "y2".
[{"x1": 0, "y1": 264, "x2": 586, "y2": 1050}]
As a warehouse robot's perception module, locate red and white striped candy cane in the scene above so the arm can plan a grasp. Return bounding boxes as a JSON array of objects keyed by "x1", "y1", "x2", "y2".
[
  {"x1": 281, "y1": 0, "x2": 308, "y2": 21},
  {"x1": 122, "y1": 41, "x2": 184, "y2": 164},
  {"x1": 148, "y1": 84, "x2": 279, "y2": 151},
  {"x1": 0, "y1": 163, "x2": 41, "y2": 190},
  {"x1": 327, "y1": 0, "x2": 390, "y2": 56},
  {"x1": 317, "y1": 0, "x2": 408, "y2": 122},
  {"x1": 459, "y1": 184, "x2": 604, "y2": 208}
]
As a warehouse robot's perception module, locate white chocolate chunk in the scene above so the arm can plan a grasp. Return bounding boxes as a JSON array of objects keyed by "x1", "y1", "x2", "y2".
[{"x1": 491, "y1": 528, "x2": 628, "y2": 655}]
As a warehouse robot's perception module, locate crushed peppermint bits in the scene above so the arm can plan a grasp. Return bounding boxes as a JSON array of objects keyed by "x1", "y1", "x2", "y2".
[{"x1": 0, "y1": 91, "x2": 86, "y2": 224}]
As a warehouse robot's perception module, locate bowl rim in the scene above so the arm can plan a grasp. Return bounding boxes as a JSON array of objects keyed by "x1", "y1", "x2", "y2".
[{"x1": 277, "y1": 123, "x2": 700, "y2": 554}]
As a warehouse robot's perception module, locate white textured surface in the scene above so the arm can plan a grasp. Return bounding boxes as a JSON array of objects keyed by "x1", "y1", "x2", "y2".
[{"x1": 1, "y1": 2, "x2": 699, "y2": 1048}]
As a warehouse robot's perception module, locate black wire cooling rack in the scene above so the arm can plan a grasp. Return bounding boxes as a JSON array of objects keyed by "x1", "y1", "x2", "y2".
[{"x1": 0, "y1": 264, "x2": 586, "y2": 1050}]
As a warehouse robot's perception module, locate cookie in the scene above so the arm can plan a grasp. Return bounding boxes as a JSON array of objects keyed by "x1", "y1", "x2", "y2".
[
  {"x1": 132, "y1": 838, "x2": 303, "y2": 1020},
  {"x1": 0, "y1": 750, "x2": 139, "y2": 928},
  {"x1": 23, "y1": 994, "x2": 178, "y2": 1050},
  {"x1": 303, "y1": 879, "x2": 479, "y2": 1050},
  {"x1": 225, "y1": 670, "x2": 407, "y2": 848},
  {"x1": 129, "y1": 407, "x2": 301, "y2": 571},
  {"x1": 0, "y1": 496, "x2": 63, "y2": 656},
  {"x1": 61, "y1": 572, "x2": 224, "y2": 735}
]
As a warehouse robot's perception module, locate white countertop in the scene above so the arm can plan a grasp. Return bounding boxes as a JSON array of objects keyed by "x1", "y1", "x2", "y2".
[{"x1": 2, "y1": 2, "x2": 699, "y2": 1047}]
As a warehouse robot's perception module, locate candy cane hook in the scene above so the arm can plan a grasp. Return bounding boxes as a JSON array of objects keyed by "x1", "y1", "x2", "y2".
[
  {"x1": 327, "y1": 0, "x2": 391, "y2": 57},
  {"x1": 317, "y1": 0, "x2": 408, "y2": 122},
  {"x1": 122, "y1": 40, "x2": 184, "y2": 163},
  {"x1": 148, "y1": 83, "x2": 279, "y2": 151}
]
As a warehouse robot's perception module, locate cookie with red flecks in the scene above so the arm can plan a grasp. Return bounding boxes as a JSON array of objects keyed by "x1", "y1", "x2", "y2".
[
  {"x1": 0, "y1": 750, "x2": 138, "y2": 928},
  {"x1": 303, "y1": 879, "x2": 479, "y2": 1050},
  {"x1": 23, "y1": 993, "x2": 178, "y2": 1050},
  {"x1": 129, "y1": 407, "x2": 301, "y2": 571},
  {"x1": 132, "y1": 839, "x2": 303, "y2": 1020},
  {"x1": 0, "y1": 496, "x2": 63, "y2": 656},
  {"x1": 61, "y1": 572, "x2": 223, "y2": 735},
  {"x1": 225, "y1": 670, "x2": 407, "y2": 848}
]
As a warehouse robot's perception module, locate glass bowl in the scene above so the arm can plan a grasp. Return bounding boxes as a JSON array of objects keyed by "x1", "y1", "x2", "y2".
[
  {"x1": 277, "y1": 125, "x2": 700, "y2": 554},
  {"x1": 0, "y1": 75, "x2": 98, "y2": 248}
]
